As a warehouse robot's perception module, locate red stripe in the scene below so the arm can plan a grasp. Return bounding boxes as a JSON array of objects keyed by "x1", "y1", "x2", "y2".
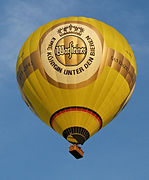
[{"x1": 51, "y1": 108, "x2": 102, "y2": 130}]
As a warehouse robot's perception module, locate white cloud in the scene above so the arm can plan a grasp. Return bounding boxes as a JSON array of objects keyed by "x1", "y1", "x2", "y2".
[
  {"x1": 0, "y1": 0, "x2": 77, "y2": 81},
  {"x1": 0, "y1": 1, "x2": 44, "y2": 79}
]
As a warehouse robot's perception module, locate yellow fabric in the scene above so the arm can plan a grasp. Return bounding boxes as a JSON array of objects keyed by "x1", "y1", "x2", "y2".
[
  {"x1": 16, "y1": 17, "x2": 136, "y2": 74},
  {"x1": 22, "y1": 66, "x2": 129, "y2": 135},
  {"x1": 17, "y1": 17, "x2": 137, "y2": 141}
]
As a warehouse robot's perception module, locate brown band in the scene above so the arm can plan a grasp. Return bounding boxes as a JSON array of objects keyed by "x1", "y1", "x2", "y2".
[
  {"x1": 17, "y1": 22, "x2": 136, "y2": 90},
  {"x1": 17, "y1": 45, "x2": 136, "y2": 90}
]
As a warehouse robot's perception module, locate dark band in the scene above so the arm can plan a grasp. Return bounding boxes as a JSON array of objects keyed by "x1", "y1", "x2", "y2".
[
  {"x1": 63, "y1": 126, "x2": 90, "y2": 145},
  {"x1": 49, "y1": 106, "x2": 102, "y2": 130}
]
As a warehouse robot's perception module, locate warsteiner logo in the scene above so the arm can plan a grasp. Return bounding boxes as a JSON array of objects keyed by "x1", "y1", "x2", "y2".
[
  {"x1": 55, "y1": 35, "x2": 87, "y2": 66},
  {"x1": 40, "y1": 21, "x2": 103, "y2": 88},
  {"x1": 55, "y1": 41, "x2": 87, "y2": 59}
]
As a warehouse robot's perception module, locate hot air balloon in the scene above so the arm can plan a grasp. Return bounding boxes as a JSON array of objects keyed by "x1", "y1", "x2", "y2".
[{"x1": 16, "y1": 17, "x2": 137, "y2": 159}]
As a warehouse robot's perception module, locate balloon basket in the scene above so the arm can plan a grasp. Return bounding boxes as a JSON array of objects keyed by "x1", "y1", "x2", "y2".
[{"x1": 69, "y1": 144, "x2": 84, "y2": 159}]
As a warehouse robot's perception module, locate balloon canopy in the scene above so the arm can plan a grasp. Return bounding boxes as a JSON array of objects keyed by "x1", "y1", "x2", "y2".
[{"x1": 16, "y1": 17, "x2": 137, "y2": 158}]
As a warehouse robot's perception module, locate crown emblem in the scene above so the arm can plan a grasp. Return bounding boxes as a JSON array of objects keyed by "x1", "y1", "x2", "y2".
[{"x1": 57, "y1": 24, "x2": 84, "y2": 37}]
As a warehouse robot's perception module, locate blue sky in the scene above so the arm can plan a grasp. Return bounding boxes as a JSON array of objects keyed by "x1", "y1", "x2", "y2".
[{"x1": 0, "y1": 0, "x2": 149, "y2": 179}]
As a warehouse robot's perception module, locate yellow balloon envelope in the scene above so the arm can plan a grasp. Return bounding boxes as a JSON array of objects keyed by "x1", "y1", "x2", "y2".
[{"x1": 16, "y1": 17, "x2": 137, "y2": 158}]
